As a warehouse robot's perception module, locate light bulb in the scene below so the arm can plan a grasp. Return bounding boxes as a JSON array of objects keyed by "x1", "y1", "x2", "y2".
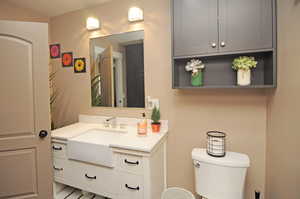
[{"x1": 128, "y1": 7, "x2": 144, "y2": 22}]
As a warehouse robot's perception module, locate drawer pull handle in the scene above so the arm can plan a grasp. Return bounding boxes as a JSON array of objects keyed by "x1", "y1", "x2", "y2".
[
  {"x1": 85, "y1": 174, "x2": 97, "y2": 180},
  {"x1": 125, "y1": 184, "x2": 140, "y2": 191},
  {"x1": 124, "y1": 159, "x2": 139, "y2": 165},
  {"x1": 52, "y1": 146, "x2": 62, "y2": 150},
  {"x1": 53, "y1": 166, "x2": 63, "y2": 171}
]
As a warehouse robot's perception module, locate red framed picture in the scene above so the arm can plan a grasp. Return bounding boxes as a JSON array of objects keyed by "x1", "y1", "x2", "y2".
[
  {"x1": 49, "y1": 44, "x2": 61, "y2": 59},
  {"x1": 74, "y1": 58, "x2": 86, "y2": 73},
  {"x1": 62, "y1": 52, "x2": 73, "y2": 67}
]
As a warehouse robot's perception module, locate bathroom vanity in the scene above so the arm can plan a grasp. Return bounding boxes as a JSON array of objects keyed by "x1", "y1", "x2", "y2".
[{"x1": 51, "y1": 115, "x2": 168, "y2": 199}]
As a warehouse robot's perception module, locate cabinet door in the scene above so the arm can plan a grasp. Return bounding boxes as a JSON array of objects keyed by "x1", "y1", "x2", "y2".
[
  {"x1": 219, "y1": 0, "x2": 273, "y2": 52},
  {"x1": 173, "y1": 0, "x2": 219, "y2": 57}
]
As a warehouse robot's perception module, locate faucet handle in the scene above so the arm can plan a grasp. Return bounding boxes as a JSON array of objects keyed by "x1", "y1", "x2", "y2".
[{"x1": 103, "y1": 121, "x2": 110, "y2": 128}]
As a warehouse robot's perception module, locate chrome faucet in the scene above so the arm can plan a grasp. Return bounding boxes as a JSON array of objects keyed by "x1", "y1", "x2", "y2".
[{"x1": 105, "y1": 117, "x2": 117, "y2": 128}]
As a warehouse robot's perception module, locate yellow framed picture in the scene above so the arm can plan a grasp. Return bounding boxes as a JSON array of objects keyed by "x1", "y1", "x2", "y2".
[{"x1": 74, "y1": 58, "x2": 86, "y2": 73}]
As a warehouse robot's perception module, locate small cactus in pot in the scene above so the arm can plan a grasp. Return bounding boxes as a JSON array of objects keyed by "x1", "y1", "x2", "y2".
[{"x1": 151, "y1": 106, "x2": 161, "y2": 133}]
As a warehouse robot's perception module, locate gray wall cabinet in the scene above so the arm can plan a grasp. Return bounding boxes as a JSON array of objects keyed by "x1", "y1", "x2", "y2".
[
  {"x1": 172, "y1": 0, "x2": 277, "y2": 89},
  {"x1": 173, "y1": 0, "x2": 219, "y2": 57},
  {"x1": 218, "y1": 0, "x2": 273, "y2": 53},
  {"x1": 173, "y1": 0, "x2": 274, "y2": 57}
]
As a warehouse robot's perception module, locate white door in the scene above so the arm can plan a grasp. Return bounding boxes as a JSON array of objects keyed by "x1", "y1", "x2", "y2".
[{"x1": 0, "y1": 20, "x2": 53, "y2": 198}]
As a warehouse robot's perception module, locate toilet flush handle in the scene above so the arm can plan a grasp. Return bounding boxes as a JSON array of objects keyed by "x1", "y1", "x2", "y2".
[{"x1": 193, "y1": 161, "x2": 200, "y2": 168}]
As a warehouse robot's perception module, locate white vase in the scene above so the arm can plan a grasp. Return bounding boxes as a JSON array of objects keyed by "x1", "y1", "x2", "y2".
[{"x1": 237, "y1": 69, "x2": 251, "y2": 86}]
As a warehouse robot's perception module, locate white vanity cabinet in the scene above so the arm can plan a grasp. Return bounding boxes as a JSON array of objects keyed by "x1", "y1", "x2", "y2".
[{"x1": 52, "y1": 137, "x2": 167, "y2": 199}]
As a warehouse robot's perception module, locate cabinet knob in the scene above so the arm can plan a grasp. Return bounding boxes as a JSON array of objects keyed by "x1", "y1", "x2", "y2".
[
  {"x1": 53, "y1": 166, "x2": 63, "y2": 171},
  {"x1": 124, "y1": 159, "x2": 139, "y2": 165},
  {"x1": 211, "y1": 43, "x2": 217, "y2": 48},
  {"x1": 52, "y1": 146, "x2": 62, "y2": 150},
  {"x1": 125, "y1": 184, "x2": 140, "y2": 191},
  {"x1": 220, "y1": 41, "x2": 226, "y2": 47},
  {"x1": 85, "y1": 174, "x2": 96, "y2": 179}
]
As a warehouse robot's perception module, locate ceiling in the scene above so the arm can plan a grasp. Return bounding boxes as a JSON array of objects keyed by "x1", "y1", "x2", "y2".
[{"x1": 4, "y1": 0, "x2": 112, "y2": 17}]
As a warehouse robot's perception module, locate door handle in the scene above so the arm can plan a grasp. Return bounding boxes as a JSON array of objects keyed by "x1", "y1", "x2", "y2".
[
  {"x1": 193, "y1": 161, "x2": 200, "y2": 168},
  {"x1": 39, "y1": 130, "x2": 48, "y2": 138}
]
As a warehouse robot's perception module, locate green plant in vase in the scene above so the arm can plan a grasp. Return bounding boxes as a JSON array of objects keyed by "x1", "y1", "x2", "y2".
[
  {"x1": 185, "y1": 59, "x2": 205, "y2": 86},
  {"x1": 232, "y1": 56, "x2": 258, "y2": 86}
]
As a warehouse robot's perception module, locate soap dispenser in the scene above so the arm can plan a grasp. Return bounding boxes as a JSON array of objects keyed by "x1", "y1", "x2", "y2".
[{"x1": 138, "y1": 113, "x2": 148, "y2": 136}]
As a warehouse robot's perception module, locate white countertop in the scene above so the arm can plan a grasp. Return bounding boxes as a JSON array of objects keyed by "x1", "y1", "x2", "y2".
[{"x1": 51, "y1": 115, "x2": 168, "y2": 153}]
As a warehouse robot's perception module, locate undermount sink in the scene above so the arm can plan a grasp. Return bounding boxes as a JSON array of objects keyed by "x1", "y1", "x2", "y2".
[{"x1": 67, "y1": 128, "x2": 126, "y2": 168}]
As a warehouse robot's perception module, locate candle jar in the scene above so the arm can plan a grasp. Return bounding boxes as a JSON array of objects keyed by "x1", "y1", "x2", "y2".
[{"x1": 207, "y1": 131, "x2": 226, "y2": 157}]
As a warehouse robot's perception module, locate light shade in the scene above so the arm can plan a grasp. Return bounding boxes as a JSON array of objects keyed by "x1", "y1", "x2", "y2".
[
  {"x1": 128, "y1": 7, "x2": 143, "y2": 22},
  {"x1": 86, "y1": 17, "x2": 100, "y2": 30}
]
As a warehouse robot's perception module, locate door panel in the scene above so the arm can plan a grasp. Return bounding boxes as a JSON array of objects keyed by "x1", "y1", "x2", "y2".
[
  {"x1": 0, "y1": 36, "x2": 34, "y2": 136},
  {"x1": 0, "y1": 21, "x2": 52, "y2": 199},
  {"x1": 219, "y1": 0, "x2": 273, "y2": 52},
  {"x1": 173, "y1": 0, "x2": 219, "y2": 57},
  {"x1": 0, "y1": 149, "x2": 37, "y2": 198},
  {"x1": 125, "y1": 43, "x2": 145, "y2": 108},
  {"x1": 99, "y1": 45, "x2": 114, "y2": 106}
]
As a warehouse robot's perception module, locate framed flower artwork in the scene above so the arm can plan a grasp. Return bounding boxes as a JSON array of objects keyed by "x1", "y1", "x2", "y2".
[
  {"x1": 74, "y1": 58, "x2": 86, "y2": 73},
  {"x1": 62, "y1": 52, "x2": 73, "y2": 67},
  {"x1": 49, "y1": 44, "x2": 61, "y2": 59}
]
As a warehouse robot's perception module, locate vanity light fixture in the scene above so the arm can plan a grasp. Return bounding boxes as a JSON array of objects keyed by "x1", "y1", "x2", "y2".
[
  {"x1": 128, "y1": 7, "x2": 144, "y2": 22},
  {"x1": 86, "y1": 17, "x2": 100, "y2": 30}
]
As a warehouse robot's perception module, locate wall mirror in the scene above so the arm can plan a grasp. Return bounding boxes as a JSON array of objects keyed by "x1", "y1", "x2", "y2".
[{"x1": 90, "y1": 30, "x2": 145, "y2": 108}]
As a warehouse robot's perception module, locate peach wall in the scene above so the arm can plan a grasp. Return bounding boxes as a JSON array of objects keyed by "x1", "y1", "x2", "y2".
[
  {"x1": 266, "y1": 0, "x2": 300, "y2": 199},
  {"x1": 50, "y1": 0, "x2": 267, "y2": 198},
  {"x1": 0, "y1": 1, "x2": 48, "y2": 22}
]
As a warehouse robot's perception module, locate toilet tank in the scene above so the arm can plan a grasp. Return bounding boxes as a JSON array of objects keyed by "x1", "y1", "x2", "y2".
[{"x1": 192, "y1": 148, "x2": 250, "y2": 199}]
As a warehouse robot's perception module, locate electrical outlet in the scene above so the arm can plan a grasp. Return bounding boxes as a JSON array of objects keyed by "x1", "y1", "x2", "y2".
[
  {"x1": 146, "y1": 96, "x2": 160, "y2": 109},
  {"x1": 151, "y1": 99, "x2": 159, "y2": 109}
]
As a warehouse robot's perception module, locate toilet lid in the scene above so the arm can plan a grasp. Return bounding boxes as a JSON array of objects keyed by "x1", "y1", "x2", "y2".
[{"x1": 192, "y1": 148, "x2": 250, "y2": 168}]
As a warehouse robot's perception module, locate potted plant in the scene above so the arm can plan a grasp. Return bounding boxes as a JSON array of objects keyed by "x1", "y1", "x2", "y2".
[
  {"x1": 49, "y1": 68, "x2": 58, "y2": 130},
  {"x1": 185, "y1": 59, "x2": 205, "y2": 86},
  {"x1": 151, "y1": 106, "x2": 161, "y2": 133},
  {"x1": 91, "y1": 74, "x2": 102, "y2": 106},
  {"x1": 232, "y1": 56, "x2": 258, "y2": 86}
]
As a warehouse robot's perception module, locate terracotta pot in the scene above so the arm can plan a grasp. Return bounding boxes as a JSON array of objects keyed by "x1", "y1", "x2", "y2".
[{"x1": 151, "y1": 123, "x2": 161, "y2": 133}]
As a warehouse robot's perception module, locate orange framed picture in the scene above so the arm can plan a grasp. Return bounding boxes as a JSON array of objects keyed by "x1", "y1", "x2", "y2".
[
  {"x1": 62, "y1": 52, "x2": 73, "y2": 67},
  {"x1": 74, "y1": 58, "x2": 86, "y2": 73}
]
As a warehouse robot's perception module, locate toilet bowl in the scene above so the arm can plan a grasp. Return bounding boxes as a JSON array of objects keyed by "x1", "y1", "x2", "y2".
[{"x1": 192, "y1": 148, "x2": 250, "y2": 199}]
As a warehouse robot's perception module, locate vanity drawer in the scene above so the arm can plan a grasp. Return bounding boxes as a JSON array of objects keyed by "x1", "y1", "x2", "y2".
[
  {"x1": 65, "y1": 160, "x2": 116, "y2": 198},
  {"x1": 116, "y1": 153, "x2": 143, "y2": 174},
  {"x1": 52, "y1": 142, "x2": 67, "y2": 159},
  {"x1": 53, "y1": 158, "x2": 69, "y2": 182},
  {"x1": 117, "y1": 172, "x2": 144, "y2": 199}
]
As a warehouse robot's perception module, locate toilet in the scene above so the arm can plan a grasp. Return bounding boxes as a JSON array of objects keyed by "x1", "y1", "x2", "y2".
[{"x1": 192, "y1": 148, "x2": 250, "y2": 199}]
